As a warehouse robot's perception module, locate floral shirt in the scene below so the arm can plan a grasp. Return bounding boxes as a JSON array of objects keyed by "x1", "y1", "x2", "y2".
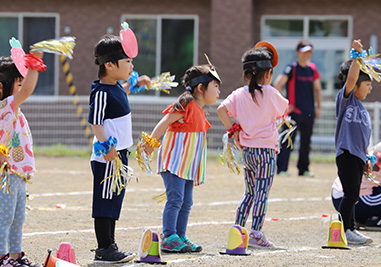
[{"x1": 0, "y1": 95, "x2": 35, "y2": 177}]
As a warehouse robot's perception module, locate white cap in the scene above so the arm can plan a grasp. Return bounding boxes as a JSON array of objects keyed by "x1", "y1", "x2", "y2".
[{"x1": 299, "y1": 45, "x2": 313, "y2": 53}]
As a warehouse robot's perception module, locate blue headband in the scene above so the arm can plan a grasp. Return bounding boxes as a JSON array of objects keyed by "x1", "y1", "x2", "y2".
[{"x1": 95, "y1": 51, "x2": 128, "y2": 65}]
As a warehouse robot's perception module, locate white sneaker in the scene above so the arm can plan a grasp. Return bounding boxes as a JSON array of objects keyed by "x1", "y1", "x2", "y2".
[{"x1": 345, "y1": 229, "x2": 372, "y2": 245}]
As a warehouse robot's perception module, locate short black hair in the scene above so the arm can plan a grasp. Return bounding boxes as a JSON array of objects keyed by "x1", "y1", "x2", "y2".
[
  {"x1": 0, "y1": 57, "x2": 23, "y2": 100},
  {"x1": 94, "y1": 35, "x2": 124, "y2": 78},
  {"x1": 337, "y1": 59, "x2": 371, "y2": 88}
]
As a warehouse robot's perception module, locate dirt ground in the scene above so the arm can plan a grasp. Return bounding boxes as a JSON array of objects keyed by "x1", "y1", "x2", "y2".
[{"x1": 22, "y1": 156, "x2": 381, "y2": 267}]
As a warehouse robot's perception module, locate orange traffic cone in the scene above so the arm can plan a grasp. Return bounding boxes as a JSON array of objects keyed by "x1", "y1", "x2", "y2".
[{"x1": 44, "y1": 249, "x2": 80, "y2": 267}]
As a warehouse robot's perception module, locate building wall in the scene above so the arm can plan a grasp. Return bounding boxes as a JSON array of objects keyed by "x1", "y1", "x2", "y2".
[{"x1": 4, "y1": 0, "x2": 381, "y2": 101}]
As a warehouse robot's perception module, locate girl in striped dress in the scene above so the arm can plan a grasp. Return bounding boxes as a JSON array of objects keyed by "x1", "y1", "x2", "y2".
[
  {"x1": 143, "y1": 64, "x2": 221, "y2": 253},
  {"x1": 217, "y1": 42, "x2": 288, "y2": 248}
]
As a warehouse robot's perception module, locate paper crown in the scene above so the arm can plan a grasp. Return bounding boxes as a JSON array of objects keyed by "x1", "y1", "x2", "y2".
[
  {"x1": 254, "y1": 41, "x2": 279, "y2": 67},
  {"x1": 120, "y1": 22, "x2": 138, "y2": 58}
]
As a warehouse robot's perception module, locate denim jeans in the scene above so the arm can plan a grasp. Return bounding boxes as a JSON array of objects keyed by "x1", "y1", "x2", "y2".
[{"x1": 161, "y1": 171, "x2": 194, "y2": 238}]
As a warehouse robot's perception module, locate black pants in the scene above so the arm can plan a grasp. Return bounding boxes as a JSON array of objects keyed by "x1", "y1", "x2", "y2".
[
  {"x1": 332, "y1": 186, "x2": 381, "y2": 224},
  {"x1": 336, "y1": 150, "x2": 364, "y2": 231},
  {"x1": 94, "y1": 217, "x2": 116, "y2": 249},
  {"x1": 277, "y1": 112, "x2": 314, "y2": 175}
]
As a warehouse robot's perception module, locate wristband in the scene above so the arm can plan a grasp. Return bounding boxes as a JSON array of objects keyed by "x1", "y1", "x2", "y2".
[
  {"x1": 226, "y1": 123, "x2": 242, "y2": 138},
  {"x1": 141, "y1": 132, "x2": 161, "y2": 150},
  {"x1": 94, "y1": 136, "x2": 118, "y2": 156},
  {"x1": 129, "y1": 71, "x2": 147, "y2": 94},
  {"x1": 350, "y1": 48, "x2": 368, "y2": 60},
  {"x1": 366, "y1": 154, "x2": 377, "y2": 166},
  {"x1": 24, "y1": 53, "x2": 46, "y2": 72}
]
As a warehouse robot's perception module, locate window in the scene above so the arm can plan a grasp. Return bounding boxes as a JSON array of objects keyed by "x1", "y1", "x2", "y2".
[
  {"x1": 121, "y1": 15, "x2": 198, "y2": 97},
  {"x1": 261, "y1": 15, "x2": 352, "y2": 99},
  {"x1": 0, "y1": 13, "x2": 59, "y2": 96}
]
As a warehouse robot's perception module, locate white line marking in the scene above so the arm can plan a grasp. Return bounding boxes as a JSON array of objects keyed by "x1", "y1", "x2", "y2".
[{"x1": 23, "y1": 216, "x2": 324, "y2": 237}]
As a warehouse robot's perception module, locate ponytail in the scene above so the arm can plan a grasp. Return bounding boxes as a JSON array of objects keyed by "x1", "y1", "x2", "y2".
[{"x1": 242, "y1": 48, "x2": 273, "y2": 103}]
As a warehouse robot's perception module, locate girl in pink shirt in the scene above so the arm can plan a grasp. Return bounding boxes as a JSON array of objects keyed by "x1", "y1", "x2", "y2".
[{"x1": 217, "y1": 42, "x2": 288, "y2": 248}]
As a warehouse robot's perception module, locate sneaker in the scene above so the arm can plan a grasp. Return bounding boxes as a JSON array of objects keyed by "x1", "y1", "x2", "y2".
[
  {"x1": 180, "y1": 236, "x2": 202, "y2": 252},
  {"x1": 16, "y1": 252, "x2": 40, "y2": 267},
  {"x1": 93, "y1": 243, "x2": 135, "y2": 263},
  {"x1": 345, "y1": 229, "x2": 373, "y2": 245},
  {"x1": 160, "y1": 234, "x2": 191, "y2": 253},
  {"x1": 360, "y1": 216, "x2": 381, "y2": 231},
  {"x1": 278, "y1": 171, "x2": 290, "y2": 176},
  {"x1": 0, "y1": 254, "x2": 24, "y2": 267},
  {"x1": 299, "y1": 171, "x2": 314, "y2": 177},
  {"x1": 248, "y1": 230, "x2": 274, "y2": 249}
]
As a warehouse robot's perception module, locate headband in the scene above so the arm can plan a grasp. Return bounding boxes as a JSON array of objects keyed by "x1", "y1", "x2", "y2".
[
  {"x1": 243, "y1": 60, "x2": 272, "y2": 70},
  {"x1": 187, "y1": 54, "x2": 221, "y2": 89},
  {"x1": 188, "y1": 75, "x2": 216, "y2": 88},
  {"x1": 254, "y1": 41, "x2": 278, "y2": 67},
  {"x1": 95, "y1": 51, "x2": 128, "y2": 65}
]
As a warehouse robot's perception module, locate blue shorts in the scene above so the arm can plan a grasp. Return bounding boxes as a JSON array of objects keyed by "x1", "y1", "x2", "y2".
[{"x1": 91, "y1": 149, "x2": 128, "y2": 220}]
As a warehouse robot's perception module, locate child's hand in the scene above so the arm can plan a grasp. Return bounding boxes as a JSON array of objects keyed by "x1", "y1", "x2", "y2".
[
  {"x1": 142, "y1": 142, "x2": 154, "y2": 155},
  {"x1": 103, "y1": 145, "x2": 117, "y2": 161},
  {"x1": 29, "y1": 49, "x2": 44, "y2": 59},
  {"x1": 233, "y1": 131, "x2": 242, "y2": 150},
  {"x1": 138, "y1": 75, "x2": 151, "y2": 88},
  {"x1": 364, "y1": 159, "x2": 373, "y2": 175},
  {"x1": 0, "y1": 154, "x2": 9, "y2": 168},
  {"x1": 352, "y1": 39, "x2": 363, "y2": 53}
]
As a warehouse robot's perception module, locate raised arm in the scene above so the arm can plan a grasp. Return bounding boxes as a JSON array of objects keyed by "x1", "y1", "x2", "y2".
[
  {"x1": 344, "y1": 40, "x2": 363, "y2": 97},
  {"x1": 13, "y1": 51, "x2": 44, "y2": 109}
]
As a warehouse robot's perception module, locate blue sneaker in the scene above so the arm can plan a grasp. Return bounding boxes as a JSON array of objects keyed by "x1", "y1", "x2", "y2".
[
  {"x1": 160, "y1": 234, "x2": 191, "y2": 253},
  {"x1": 180, "y1": 236, "x2": 202, "y2": 252}
]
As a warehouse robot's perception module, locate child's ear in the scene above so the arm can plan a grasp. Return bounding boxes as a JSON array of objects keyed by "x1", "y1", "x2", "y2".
[
  {"x1": 266, "y1": 69, "x2": 273, "y2": 79},
  {"x1": 196, "y1": 83, "x2": 204, "y2": 94},
  {"x1": 0, "y1": 82, "x2": 3, "y2": 99},
  {"x1": 104, "y1": 62, "x2": 114, "y2": 70}
]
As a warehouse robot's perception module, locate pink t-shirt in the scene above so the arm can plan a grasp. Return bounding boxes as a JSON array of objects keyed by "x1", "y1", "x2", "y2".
[
  {"x1": 0, "y1": 95, "x2": 35, "y2": 177},
  {"x1": 222, "y1": 85, "x2": 289, "y2": 152}
]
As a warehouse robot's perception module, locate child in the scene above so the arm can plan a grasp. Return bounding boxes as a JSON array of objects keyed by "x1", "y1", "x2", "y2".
[
  {"x1": 88, "y1": 32, "x2": 149, "y2": 263},
  {"x1": 0, "y1": 50, "x2": 44, "y2": 267},
  {"x1": 143, "y1": 63, "x2": 221, "y2": 253},
  {"x1": 335, "y1": 39, "x2": 374, "y2": 245},
  {"x1": 217, "y1": 42, "x2": 288, "y2": 248}
]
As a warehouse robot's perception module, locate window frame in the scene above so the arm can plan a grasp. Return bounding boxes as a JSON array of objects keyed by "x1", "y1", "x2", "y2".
[
  {"x1": 121, "y1": 14, "x2": 199, "y2": 97},
  {"x1": 261, "y1": 15, "x2": 353, "y2": 97},
  {"x1": 0, "y1": 12, "x2": 60, "y2": 96}
]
